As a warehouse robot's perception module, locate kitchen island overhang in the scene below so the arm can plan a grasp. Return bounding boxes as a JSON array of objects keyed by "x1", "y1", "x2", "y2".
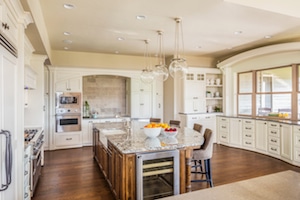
[{"x1": 92, "y1": 124, "x2": 204, "y2": 200}]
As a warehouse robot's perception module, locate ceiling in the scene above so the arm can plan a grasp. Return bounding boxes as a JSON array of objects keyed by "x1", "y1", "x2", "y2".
[{"x1": 21, "y1": 0, "x2": 300, "y2": 64}]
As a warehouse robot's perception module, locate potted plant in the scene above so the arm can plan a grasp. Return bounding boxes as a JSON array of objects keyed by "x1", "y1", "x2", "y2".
[{"x1": 206, "y1": 91, "x2": 211, "y2": 98}]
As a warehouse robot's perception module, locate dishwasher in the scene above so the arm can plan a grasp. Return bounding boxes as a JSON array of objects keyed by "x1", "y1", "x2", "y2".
[{"x1": 136, "y1": 150, "x2": 180, "y2": 200}]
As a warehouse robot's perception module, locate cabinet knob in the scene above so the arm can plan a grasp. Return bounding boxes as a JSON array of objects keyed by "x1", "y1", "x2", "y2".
[{"x1": 2, "y1": 22, "x2": 9, "y2": 30}]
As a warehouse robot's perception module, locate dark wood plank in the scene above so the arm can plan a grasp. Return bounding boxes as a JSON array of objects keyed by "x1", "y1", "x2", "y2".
[{"x1": 33, "y1": 145, "x2": 300, "y2": 200}]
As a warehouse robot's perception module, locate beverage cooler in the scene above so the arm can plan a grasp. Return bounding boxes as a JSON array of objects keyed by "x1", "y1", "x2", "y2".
[{"x1": 136, "y1": 150, "x2": 180, "y2": 200}]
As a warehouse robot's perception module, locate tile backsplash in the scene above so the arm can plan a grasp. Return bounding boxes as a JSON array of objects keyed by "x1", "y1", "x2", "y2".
[{"x1": 83, "y1": 75, "x2": 129, "y2": 117}]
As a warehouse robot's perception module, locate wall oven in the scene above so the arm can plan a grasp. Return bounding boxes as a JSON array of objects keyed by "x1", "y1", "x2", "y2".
[
  {"x1": 136, "y1": 150, "x2": 180, "y2": 200},
  {"x1": 55, "y1": 92, "x2": 81, "y2": 108},
  {"x1": 56, "y1": 108, "x2": 81, "y2": 132}
]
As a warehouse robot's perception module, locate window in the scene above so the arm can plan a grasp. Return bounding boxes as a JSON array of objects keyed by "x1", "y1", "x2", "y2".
[{"x1": 238, "y1": 65, "x2": 294, "y2": 119}]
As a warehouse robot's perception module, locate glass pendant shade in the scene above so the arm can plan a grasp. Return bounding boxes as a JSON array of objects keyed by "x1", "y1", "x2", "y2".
[
  {"x1": 141, "y1": 69, "x2": 155, "y2": 83},
  {"x1": 169, "y1": 18, "x2": 188, "y2": 78},
  {"x1": 140, "y1": 40, "x2": 155, "y2": 84},
  {"x1": 154, "y1": 64, "x2": 169, "y2": 81}
]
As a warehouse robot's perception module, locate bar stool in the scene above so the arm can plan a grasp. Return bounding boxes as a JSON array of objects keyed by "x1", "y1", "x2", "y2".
[
  {"x1": 150, "y1": 118, "x2": 161, "y2": 123},
  {"x1": 169, "y1": 120, "x2": 181, "y2": 128},
  {"x1": 191, "y1": 128, "x2": 214, "y2": 187},
  {"x1": 192, "y1": 123, "x2": 203, "y2": 171}
]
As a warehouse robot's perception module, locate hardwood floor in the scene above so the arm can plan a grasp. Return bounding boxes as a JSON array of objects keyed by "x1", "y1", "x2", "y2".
[{"x1": 32, "y1": 144, "x2": 300, "y2": 200}]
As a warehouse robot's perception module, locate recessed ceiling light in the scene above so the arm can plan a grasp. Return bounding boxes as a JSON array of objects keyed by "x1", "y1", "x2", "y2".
[
  {"x1": 264, "y1": 35, "x2": 272, "y2": 39},
  {"x1": 117, "y1": 37, "x2": 125, "y2": 41},
  {"x1": 63, "y1": 3, "x2": 75, "y2": 9},
  {"x1": 136, "y1": 15, "x2": 146, "y2": 20},
  {"x1": 64, "y1": 32, "x2": 71, "y2": 36},
  {"x1": 234, "y1": 31, "x2": 243, "y2": 35},
  {"x1": 115, "y1": 51, "x2": 119, "y2": 54},
  {"x1": 63, "y1": 39, "x2": 72, "y2": 44},
  {"x1": 196, "y1": 46, "x2": 202, "y2": 49},
  {"x1": 64, "y1": 47, "x2": 69, "y2": 50}
]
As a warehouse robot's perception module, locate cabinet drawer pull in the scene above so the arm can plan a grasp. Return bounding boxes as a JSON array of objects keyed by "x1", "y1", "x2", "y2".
[
  {"x1": 271, "y1": 147, "x2": 277, "y2": 151},
  {"x1": 245, "y1": 127, "x2": 252, "y2": 130},
  {"x1": 221, "y1": 119, "x2": 226, "y2": 121},
  {"x1": 140, "y1": 103, "x2": 144, "y2": 106},
  {"x1": 221, "y1": 136, "x2": 226, "y2": 139},
  {"x1": 2, "y1": 22, "x2": 9, "y2": 30},
  {"x1": 245, "y1": 134, "x2": 251, "y2": 137},
  {"x1": 221, "y1": 126, "x2": 226, "y2": 128},
  {"x1": 66, "y1": 138, "x2": 72, "y2": 140},
  {"x1": 270, "y1": 124, "x2": 277, "y2": 127},
  {"x1": 140, "y1": 89, "x2": 144, "y2": 91},
  {"x1": 271, "y1": 139, "x2": 277, "y2": 143},
  {"x1": 245, "y1": 142, "x2": 252, "y2": 145},
  {"x1": 245, "y1": 121, "x2": 252, "y2": 123},
  {"x1": 270, "y1": 131, "x2": 277, "y2": 134}
]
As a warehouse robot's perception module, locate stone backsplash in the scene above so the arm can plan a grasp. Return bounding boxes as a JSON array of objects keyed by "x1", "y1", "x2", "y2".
[{"x1": 83, "y1": 75, "x2": 129, "y2": 117}]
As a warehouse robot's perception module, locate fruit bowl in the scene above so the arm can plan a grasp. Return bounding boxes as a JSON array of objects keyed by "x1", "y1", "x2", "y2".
[
  {"x1": 162, "y1": 128, "x2": 178, "y2": 137},
  {"x1": 143, "y1": 127, "x2": 161, "y2": 138}
]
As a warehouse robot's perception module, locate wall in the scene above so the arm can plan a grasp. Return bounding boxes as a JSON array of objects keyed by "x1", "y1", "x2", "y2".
[{"x1": 82, "y1": 75, "x2": 129, "y2": 117}]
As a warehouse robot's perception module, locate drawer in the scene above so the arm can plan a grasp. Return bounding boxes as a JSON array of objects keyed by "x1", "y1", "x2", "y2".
[
  {"x1": 218, "y1": 117, "x2": 229, "y2": 123},
  {"x1": 268, "y1": 122, "x2": 279, "y2": 129},
  {"x1": 219, "y1": 123, "x2": 229, "y2": 132},
  {"x1": 293, "y1": 125, "x2": 300, "y2": 133},
  {"x1": 268, "y1": 136, "x2": 280, "y2": 146},
  {"x1": 295, "y1": 134, "x2": 300, "y2": 147},
  {"x1": 243, "y1": 132, "x2": 254, "y2": 139},
  {"x1": 294, "y1": 148, "x2": 300, "y2": 163},
  {"x1": 242, "y1": 139, "x2": 255, "y2": 148},
  {"x1": 243, "y1": 124, "x2": 254, "y2": 132},
  {"x1": 55, "y1": 133, "x2": 82, "y2": 147},
  {"x1": 268, "y1": 144, "x2": 280, "y2": 155},
  {"x1": 268, "y1": 128, "x2": 280, "y2": 137},
  {"x1": 219, "y1": 132, "x2": 229, "y2": 143},
  {"x1": 243, "y1": 119, "x2": 254, "y2": 125}
]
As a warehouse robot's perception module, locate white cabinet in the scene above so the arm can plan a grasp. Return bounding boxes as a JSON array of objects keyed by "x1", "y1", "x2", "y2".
[
  {"x1": 130, "y1": 78, "x2": 152, "y2": 118},
  {"x1": 181, "y1": 73, "x2": 206, "y2": 113},
  {"x1": 0, "y1": 2, "x2": 18, "y2": 46},
  {"x1": 280, "y1": 123, "x2": 293, "y2": 161},
  {"x1": 268, "y1": 122, "x2": 281, "y2": 157},
  {"x1": 152, "y1": 79, "x2": 163, "y2": 119},
  {"x1": 55, "y1": 77, "x2": 82, "y2": 92},
  {"x1": 229, "y1": 118, "x2": 242, "y2": 147},
  {"x1": 82, "y1": 120, "x2": 93, "y2": 146},
  {"x1": 255, "y1": 120, "x2": 268, "y2": 153},
  {"x1": 54, "y1": 131, "x2": 82, "y2": 149},
  {"x1": 217, "y1": 116, "x2": 229, "y2": 144},
  {"x1": 24, "y1": 66, "x2": 37, "y2": 89},
  {"x1": 242, "y1": 119, "x2": 255, "y2": 149}
]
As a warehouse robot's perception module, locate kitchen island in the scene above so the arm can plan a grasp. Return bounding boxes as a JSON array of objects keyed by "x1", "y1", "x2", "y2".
[{"x1": 93, "y1": 122, "x2": 204, "y2": 200}]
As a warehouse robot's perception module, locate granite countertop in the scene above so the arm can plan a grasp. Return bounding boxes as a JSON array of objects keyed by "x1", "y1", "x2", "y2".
[
  {"x1": 160, "y1": 170, "x2": 300, "y2": 200},
  {"x1": 218, "y1": 115, "x2": 300, "y2": 125},
  {"x1": 106, "y1": 127, "x2": 204, "y2": 154}
]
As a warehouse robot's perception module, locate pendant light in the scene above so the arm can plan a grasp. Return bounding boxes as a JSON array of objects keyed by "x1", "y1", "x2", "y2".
[
  {"x1": 140, "y1": 40, "x2": 155, "y2": 84},
  {"x1": 169, "y1": 18, "x2": 188, "y2": 78},
  {"x1": 153, "y1": 31, "x2": 169, "y2": 81}
]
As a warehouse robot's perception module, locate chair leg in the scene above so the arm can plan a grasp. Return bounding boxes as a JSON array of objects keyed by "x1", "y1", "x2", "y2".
[{"x1": 205, "y1": 159, "x2": 213, "y2": 187}]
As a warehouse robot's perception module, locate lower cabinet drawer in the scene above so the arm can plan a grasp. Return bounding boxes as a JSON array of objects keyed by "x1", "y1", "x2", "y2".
[
  {"x1": 268, "y1": 136, "x2": 280, "y2": 146},
  {"x1": 243, "y1": 132, "x2": 254, "y2": 139},
  {"x1": 242, "y1": 139, "x2": 255, "y2": 148},
  {"x1": 55, "y1": 133, "x2": 82, "y2": 147},
  {"x1": 219, "y1": 132, "x2": 229, "y2": 143},
  {"x1": 268, "y1": 144, "x2": 280, "y2": 155}
]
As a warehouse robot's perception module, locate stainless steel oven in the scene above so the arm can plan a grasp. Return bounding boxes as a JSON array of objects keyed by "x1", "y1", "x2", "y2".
[
  {"x1": 56, "y1": 110, "x2": 81, "y2": 132},
  {"x1": 136, "y1": 150, "x2": 180, "y2": 200}
]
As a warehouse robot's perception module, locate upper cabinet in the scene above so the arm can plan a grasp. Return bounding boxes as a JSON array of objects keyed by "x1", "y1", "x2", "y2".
[
  {"x1": 24, "y1": 66, "x2": 37, "y2": 89},
  {"x1": 0, "y1": 1, "x2": 18, "y2": 47},
  {"x1": 181, "y1": 72, "x2": 206, "y2": 113},
  {"x1": 55, "y1": 77, "x2": 82, "y2": 92}
]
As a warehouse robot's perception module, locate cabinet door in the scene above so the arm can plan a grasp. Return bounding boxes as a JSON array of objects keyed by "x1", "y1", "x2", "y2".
[
  {"x1": 229, "y1": 118, "x2": 242, "y2": 146},
  {"x1": 0, "y1": 4, "x2": 18, "y2": 46},
  {"x1": 68, "y1": 77, "x2": 82, "y2": 92},
  {"x1": 131, "y1": 91, "x2": 151, "y2": 118},
  {"x1": 255, "y1": 120, "x2": 268, "y2": 152},
  {"x1": 82, "y1": 120, "x2": 93, "y2": 146},
  {"x1": 55, "y1": 80, "x2": 69, "y2": 92},
  {"x1": 280, "y1": 124, "x2": 293, "y2": 160}
]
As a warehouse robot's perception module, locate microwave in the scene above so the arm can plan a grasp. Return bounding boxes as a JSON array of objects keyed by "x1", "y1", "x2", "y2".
[{"x1": 55, "y1": 92, "x2": 81, "y2": 108}]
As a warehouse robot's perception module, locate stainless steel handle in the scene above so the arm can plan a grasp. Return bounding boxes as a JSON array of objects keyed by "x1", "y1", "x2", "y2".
[{"x1": 0, "y1": 130, "x2": 12, "y2": 191}]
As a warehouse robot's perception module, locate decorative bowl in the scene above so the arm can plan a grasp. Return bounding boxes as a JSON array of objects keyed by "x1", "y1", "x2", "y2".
[
  {"x1": 143, "y1": 127, "x2": 161, "y2": 138},
  {"x1": 162, "y1": 128, "x2": 178, "y2": 137}
]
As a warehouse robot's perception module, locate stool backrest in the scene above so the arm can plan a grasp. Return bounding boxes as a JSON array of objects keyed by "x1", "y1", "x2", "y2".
[
  {"x1": 169, "y1": 120, "x2": 181, "y2": 128},
  {"x1": 193, "y1": 123, "x2": 202, "y2": 133},
  {"x1": 150, "y1": 118, "x2": 161, "y2": 123},
  {"x1": 201, "y1": 128, "x2": 213, "y2": 150}
]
